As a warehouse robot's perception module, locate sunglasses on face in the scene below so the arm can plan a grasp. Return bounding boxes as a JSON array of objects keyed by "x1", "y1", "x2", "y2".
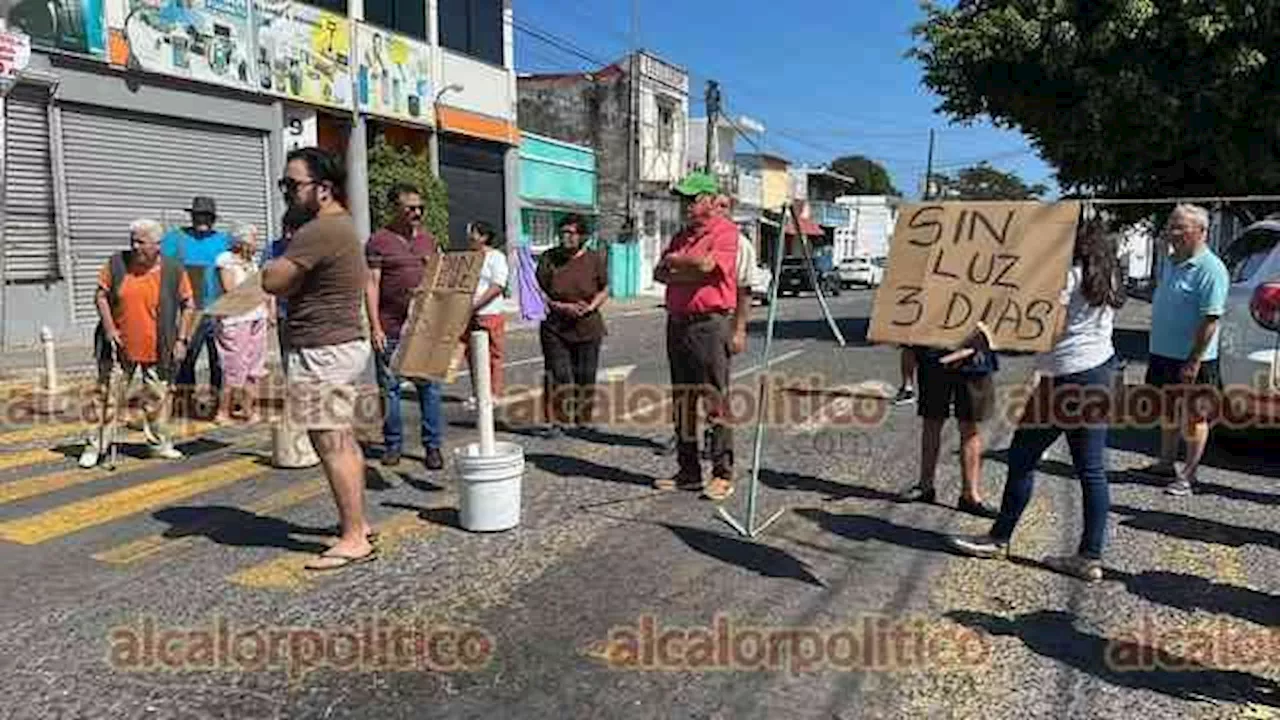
[
  {"x1": 277, "y1": 177, "x2": 316, "y2": 195},
  {"x1": 403, "y1": 204, "x2": 425, "y2": 214}
]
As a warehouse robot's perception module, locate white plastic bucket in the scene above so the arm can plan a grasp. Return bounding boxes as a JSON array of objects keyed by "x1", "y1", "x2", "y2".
[
  {"x1": 455, "y1": 441, "x2": 524, "y2": 532},
  {"x1": 272, "y1": 423, "x2": 320, "y2": 468}
]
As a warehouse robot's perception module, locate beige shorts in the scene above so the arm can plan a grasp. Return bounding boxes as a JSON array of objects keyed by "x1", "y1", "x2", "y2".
[{"x1": 285, "y1": 339, "x2": 372, "y2": 430}]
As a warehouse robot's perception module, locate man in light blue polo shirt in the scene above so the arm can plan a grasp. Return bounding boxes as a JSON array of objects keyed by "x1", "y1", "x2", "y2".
[
  {"x1": 161, "y1": 196, "x2": 232, "y2": 413},
  {"x1": 1142, "y1": 203, "x2": 1229, "y2": 496}
]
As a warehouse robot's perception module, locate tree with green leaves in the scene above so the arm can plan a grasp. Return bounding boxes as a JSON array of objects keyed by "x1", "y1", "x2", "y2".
[
  {"x1": 831, "y1": 155, "x2": 901, "y2": 196},
  {"x1": 367, "y1": 136, "x2": 449, "y2": 244},
  {"x1": 911, "y1": 0, "x2": 1280, "y2": 221},
  {"x1": 930, "y1": 162, "x2": 1048, "y2": 200}
]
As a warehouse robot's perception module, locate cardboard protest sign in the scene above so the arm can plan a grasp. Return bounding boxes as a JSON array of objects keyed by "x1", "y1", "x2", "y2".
[
  {"x1": 202, "y1": 272, "x2": 269, "y2": 318},
  {"x1": 393, "y1": 251, "x2": 484, "y2": 381},
  {"x1": 868, "y1": 201, "x2": 1080, "y2": 353}
]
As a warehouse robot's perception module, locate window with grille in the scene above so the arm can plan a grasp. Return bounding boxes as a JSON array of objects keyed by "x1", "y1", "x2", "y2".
[
  {"x1": 657, "y1": 96, "x2": 675, "y2": 151},
  {"x1": 528, "y1": 211, "x2": 555, "y2": 252}
]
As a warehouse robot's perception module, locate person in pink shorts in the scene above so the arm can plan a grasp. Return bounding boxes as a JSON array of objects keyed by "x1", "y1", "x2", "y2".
[{"x1": 213, "y1": 224, "x2": 273, "y2": 423}]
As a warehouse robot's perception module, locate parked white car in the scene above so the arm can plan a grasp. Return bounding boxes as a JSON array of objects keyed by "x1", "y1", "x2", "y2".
[
  {"x1": 1216, "y1": 218, "x2": 1280, "y2": 431},
  {"x1": 750, "y1": 264, "x2": 773, "y2": 306},
  {"x1": 839, "y1": 256, "x2": 885, "y2": 288}
]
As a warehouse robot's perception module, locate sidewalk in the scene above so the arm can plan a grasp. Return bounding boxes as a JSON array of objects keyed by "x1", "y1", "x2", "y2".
[{"x1": 0, "y1": 295, "x2": 667, "y2": 387}]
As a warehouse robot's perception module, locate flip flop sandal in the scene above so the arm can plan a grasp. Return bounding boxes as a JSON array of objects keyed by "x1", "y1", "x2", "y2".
[
  {"x1": 304, "y1": 547, "x2": 379, "y2": 571},
  {"x1": 702, "y1": 478, "x2": 735, "y2": 502}
]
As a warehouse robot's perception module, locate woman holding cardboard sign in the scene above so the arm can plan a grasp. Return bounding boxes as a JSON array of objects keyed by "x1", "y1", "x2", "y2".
[{"x1": 947, "y1": 219, "x2": 1124, "y2": 583}]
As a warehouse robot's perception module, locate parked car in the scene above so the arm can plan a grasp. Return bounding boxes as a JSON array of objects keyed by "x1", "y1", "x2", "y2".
[
  {"x1": 749, "y1": 263, "x2": 773, "y2": 306},
  {"x1": 1216, "y1": 219, "x2": 1280, "y2": 435},
  {"x1": 839, "y1": 256, "x2": 885, "y2": 288},
  {"x1": 777, "y1": 256, "x2": 841, "y2": 298}
]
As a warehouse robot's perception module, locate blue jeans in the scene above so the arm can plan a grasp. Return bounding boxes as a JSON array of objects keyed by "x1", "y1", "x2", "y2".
[
  {"x1": 176, "y1": 315, "x2": 222, "y2": 390},
  {"x1": 990, "y1": 356, "x2": 1116, "y2": 559},
  {"x1": 374, "y1": 336, "x2": 442, "y2": 451}
]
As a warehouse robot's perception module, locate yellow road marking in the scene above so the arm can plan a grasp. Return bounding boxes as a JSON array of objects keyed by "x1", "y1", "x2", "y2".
[
  {"x1": 0, "y1": 421, "x2": 231, "y2": 474},
  {"x1": 227, "y1": 512, "x2": 434, "y2": 591},
  {"x1": 0, "y1": 456, "x2": 270, "y2": 545},
  {"x1": 0, "y1": 421, "x2": 93, "y2": 447},
  {"x1": 93, "y1": 476, "x2": 329, "y2": 565}
]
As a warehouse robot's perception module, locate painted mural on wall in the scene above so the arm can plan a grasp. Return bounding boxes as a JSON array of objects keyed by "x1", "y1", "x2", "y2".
[
  {"x1": 0, "y1": 0, "x2": 105, "y2": 57},
  {"x1": 105, "y1": 0, "x2": 255, "y2": 91},
  {"x1": 355, "y1": 23, "x2": 431, "y2": 126},
  {"x1": 253, "y1": 0, "x2": 351, "y2": 110}
]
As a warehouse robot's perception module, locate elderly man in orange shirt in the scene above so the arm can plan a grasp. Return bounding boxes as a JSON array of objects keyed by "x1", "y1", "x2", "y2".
[
  {"x1": 80, "y1": 219, "x2": 195, "y2": 468},
  {"x1": 654, "y1": 172, "x2": 740, "y2": 501}
]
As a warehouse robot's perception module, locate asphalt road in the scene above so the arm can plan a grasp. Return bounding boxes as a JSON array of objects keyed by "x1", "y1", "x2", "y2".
[{"x1": 0, "y1": 289, "x2": 1277, "y2": 719}]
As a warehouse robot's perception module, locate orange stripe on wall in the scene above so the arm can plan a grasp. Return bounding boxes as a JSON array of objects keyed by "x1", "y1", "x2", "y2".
[{"x1": 438, "y1": 106, "x2": 520, "y2": 145}]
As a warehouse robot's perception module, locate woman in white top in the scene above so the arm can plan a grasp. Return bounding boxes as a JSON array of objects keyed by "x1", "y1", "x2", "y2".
[
  {"x1": 463, "y1": 221, "x2": 510, "y2": 406},
  {"x1": 948, "y1": 219, "x2": 1125, "y2": 582},
  {"x1": 213, "y1": 224, "x2": 273, "y2": 424}
]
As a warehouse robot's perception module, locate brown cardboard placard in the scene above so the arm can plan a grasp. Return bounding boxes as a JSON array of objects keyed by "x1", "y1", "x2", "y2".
[
  {"x1": 202, "y1": 271, "x2": 269, "y2": 317},
  {"x1": 868, "y1": 201, "x2": 1080, "y2": 353},
  {"x1": 393, "y1": 251, "x2": 485, "y2": 381}
]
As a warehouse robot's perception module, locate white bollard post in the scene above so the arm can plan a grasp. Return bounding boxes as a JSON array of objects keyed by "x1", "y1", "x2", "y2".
[
  {"x1": 471, "y1": 330, "x2": 496, "y2": 456},
  {"x1": 40, "y1": 326, "x2": 58, "y2": 395}
]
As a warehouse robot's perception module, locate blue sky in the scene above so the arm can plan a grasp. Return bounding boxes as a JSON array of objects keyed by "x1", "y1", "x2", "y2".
[{"x1": 513, "y1": 0, "x2": 1059, "y2": 199}]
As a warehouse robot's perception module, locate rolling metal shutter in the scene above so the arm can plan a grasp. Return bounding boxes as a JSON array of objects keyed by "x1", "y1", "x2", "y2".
[
  {"x1": 58, "y1": 103, "x2": 271, "y2": 324},
  {"x1": 3, "y1": 84, "x2": 59, "y2": 282},
  {"x1": 440, "y1": 136, "x2": 506, "y2": 250}
]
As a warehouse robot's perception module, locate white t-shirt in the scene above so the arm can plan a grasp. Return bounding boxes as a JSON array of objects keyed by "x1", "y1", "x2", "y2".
[
  {"x1": 736, "y1": 232, "x2": 756, "y2": 289},
  {"x1": 1037, "y1": 264, "x2": 1115, "y2": 377},
  {"x1": 473, "y1": 247, "x2": 510, "y2": 316},
  {"x1": 214, "y1": 250, "x2": 267, "y2": 325}
]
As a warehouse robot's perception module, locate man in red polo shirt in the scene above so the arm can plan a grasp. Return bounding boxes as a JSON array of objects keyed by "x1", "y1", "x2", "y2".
[{"x1": 654, "y1": 171, "x2": 740, "y2": 501}]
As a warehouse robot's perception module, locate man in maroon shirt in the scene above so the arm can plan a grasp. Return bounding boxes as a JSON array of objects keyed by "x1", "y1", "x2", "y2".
[
  {"x1": 654, "y1": 172, "x2": 740, "y2": 501},
  {"x1": 364, "y1": 183, "x2": 445, "y2": 471}
]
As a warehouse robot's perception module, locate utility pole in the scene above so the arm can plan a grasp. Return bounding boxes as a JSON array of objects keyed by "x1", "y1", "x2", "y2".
[
  {"x1": 705, "y1": 80, "x2": 721, "y2": 173},
  {"x1": 923, "y1": 128, "x2": 936, "y2": 200}
]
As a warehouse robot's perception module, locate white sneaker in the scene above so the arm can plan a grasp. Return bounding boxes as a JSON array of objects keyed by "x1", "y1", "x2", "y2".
[
  {"x1": 78, "y1": 443, "x2": 101, "y2": 469},
  {"x1": 149, "y1": 443, "x2": 184, "y2": 460}
]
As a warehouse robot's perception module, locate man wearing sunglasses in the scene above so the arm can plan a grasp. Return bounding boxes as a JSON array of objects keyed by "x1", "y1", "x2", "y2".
[{"x1": 364, "y1": 183, "x2": 445, "y2": 471}]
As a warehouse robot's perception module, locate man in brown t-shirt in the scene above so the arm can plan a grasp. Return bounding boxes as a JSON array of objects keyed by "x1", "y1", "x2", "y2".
[
  {"x1": 262, "y1": 147, "x2": 375, "y2": 571},
  {"x1": 364, "y1": 182, "x2": 444, "y2": 470}
]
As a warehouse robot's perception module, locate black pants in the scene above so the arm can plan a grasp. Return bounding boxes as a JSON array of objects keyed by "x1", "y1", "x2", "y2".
[
  {"x1": 667, "y1": 312, "x2": 733, "y2": 479},
  {"x1": 540, "y1": 325, "x2": 602, "y2": 426}
]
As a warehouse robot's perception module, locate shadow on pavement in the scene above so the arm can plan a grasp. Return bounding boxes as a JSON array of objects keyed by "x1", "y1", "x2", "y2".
[
  {"x1": 382, "y1": 502, "x2": 462, "y2": 530},
  {"x1": 364, "y1": 466, "x2": 394, "y2": 491},
  {"x1": 1107, "y1": 569, "x2": 1280, "y2": 628},
  {"x1": 1110, "y1": 504, "x2": 1280, "y2": 549},
  {"x1": 948, "y1": 609, "x2": 1280, "y2": 707},
  {"x1": 745, "y1": 316, "x2": 871, "y2": 345},
  {"x1": 525, "y1": 452, "x2": 656, "y2": 487},
  {"x1": 661, "y1": 522, "x2": 824, "y2": 587},
  {"x1": 153, "y1": 506, "x2": 331, "y2": 554},
  {"x1": 794, "y1": 508, "x2": 956, "y2": 555},
  {"x1": 758, "y1": 469, "x2": 902, "y2": 503},
  {"x1": 54, "y1": 436, "x2": 232, "y2": 461}
]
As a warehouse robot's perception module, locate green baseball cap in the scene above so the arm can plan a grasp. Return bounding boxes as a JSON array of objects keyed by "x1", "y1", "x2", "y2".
[{"x1": 672, "y1": 171, "x2": 720, "y2": 197}]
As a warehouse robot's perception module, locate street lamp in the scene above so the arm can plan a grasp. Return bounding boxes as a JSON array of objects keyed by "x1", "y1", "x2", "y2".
[{"x1": 430, "y1": 83, "x2": 465, "y2": 177}]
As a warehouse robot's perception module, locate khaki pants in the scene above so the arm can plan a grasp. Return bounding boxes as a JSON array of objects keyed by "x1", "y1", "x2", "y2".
[{"x1": 89, "y1": 362, "x2": 174, "y2": 450}]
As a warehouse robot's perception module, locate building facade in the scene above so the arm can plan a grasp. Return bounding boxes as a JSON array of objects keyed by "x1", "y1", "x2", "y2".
[
  {"x1": 0, "y1": 0, "x2": 519, "y2": 348},
  {"x1": 517, "y1": 50, "x2": 689, "y2": 297},
  {"x1": 737, "y1": 153, "x2": 791, "y2": 211},
  {"x1": 517, "y1": 132, "x2": 596, "y2": 253},
  {"x1": 834, "y1": 195, "x2": 899, "y2": 260}
]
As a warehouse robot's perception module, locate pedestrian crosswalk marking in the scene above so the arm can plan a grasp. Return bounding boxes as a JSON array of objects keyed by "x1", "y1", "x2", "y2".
[
  {"x1": 93, "y1": 476, "x2": 329, "y2": 565},
  {"x1": 0, "y1": 438, "x2": 269, "y2": 507},
  {"x1": 0, "y1": 421, "x2": 223, "y2": 474},
  {"x1": 226, "y1": 512, "x2": 433, "y2": 591},
  {"x1": 0, "y1": 456, "x2": 270, "y2": 545},
  {"x1": 0, "y1": 421, "x2": 93, "y2": 447}
]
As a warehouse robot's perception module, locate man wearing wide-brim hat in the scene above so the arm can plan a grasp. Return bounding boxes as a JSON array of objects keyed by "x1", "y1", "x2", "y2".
[
  {"x1": 652, "y1": 171, "x2": 740, "y2": 502},
  {"x1": 161, "y1": 195, "x2": 233, "y2": 415}
]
